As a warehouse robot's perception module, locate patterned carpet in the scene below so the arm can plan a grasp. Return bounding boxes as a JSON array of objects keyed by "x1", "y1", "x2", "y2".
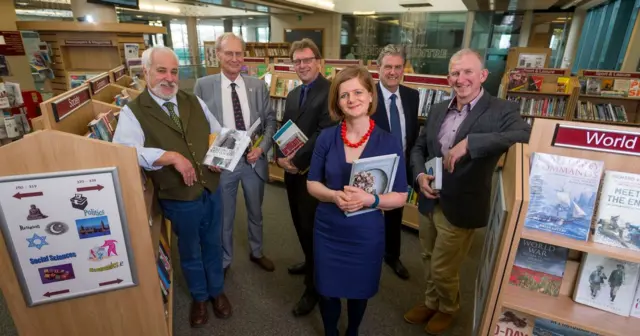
[{"x1": 0, "y1": 182, "x2": 485, "y2": 336}]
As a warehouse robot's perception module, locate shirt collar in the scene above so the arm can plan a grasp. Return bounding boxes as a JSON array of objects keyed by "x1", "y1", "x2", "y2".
[
  {"x1": 148, "y1": 88, "x2": 178, "y2": 108},
  {"x1": 379, "y1": 82, "x2": 400, "y2": 101},
  {"x1": 448, "y1": 87, "x2": 484, "y2": 112},
  {"x1": 302, "y1": 74, "x2": 320, "y2": 89},
  {"x1": 221, "y1": 72, "x2": 245, "y2": 89}
]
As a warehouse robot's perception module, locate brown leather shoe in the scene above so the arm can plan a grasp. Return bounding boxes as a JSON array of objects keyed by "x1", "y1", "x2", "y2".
[
  {"x1": 404, "y1": 303, "x2": 437, "y2": 324},
  {"x1": 212, "y1": 293, "x2": 232, "y2": 319},
  {"x1": 425, "y1": 312, "x2": 454, "y2": 335},
  {"x1": 190, "y1": 300, "x2": 209, "y2": 328},
  {"x1": 250, "y1": 255, "x2": 275, "y2": 272}
]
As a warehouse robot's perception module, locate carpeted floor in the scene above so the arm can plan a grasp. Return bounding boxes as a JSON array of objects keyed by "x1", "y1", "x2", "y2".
[{"x1": 0, "y1": 182, "x2": 485, "y2": 336}]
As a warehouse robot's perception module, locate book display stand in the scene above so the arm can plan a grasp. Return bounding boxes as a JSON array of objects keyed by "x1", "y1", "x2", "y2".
[
  {"x1": 478, "y1": 118, "x2": 640, "y2": 336},
  {"x1": 86, "y1": 72, "x2": 142, "y2": 108},
  {"x1": 109, "y1": 65, "x2": 146, "y2": 91},
  {"x1": 0, "y1": 129, "x2": 171, "y2": 335},
  {"x1": 575, "y1": 70, "x2": 640, "y2": 126},
  {"x1": 500, "y1": 68, "x2": 579, "y2": 125}
]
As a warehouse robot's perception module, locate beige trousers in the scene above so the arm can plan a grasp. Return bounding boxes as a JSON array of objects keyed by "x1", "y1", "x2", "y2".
[{"x1": 419, "y1": 206, "x2": 475, "y2": 314}]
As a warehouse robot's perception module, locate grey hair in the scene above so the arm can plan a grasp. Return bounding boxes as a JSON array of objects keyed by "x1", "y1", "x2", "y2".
[
  {"x1": 377, "y1": 44, "x2": 405, "y2": 66},
  {"x1": 141, "y1": 46, "x2": 179, "y2": 70},
  {"x1": 215, "y1": 32, "x2": 246, "y2": 51},
  {"x1": 449, "y1": 48, "x2": 485, "y2": 71}
]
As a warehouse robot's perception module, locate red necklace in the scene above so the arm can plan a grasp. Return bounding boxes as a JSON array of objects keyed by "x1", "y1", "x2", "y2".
[{"x1": 341, "y1": 119, "x2": 375, "y2": 148}]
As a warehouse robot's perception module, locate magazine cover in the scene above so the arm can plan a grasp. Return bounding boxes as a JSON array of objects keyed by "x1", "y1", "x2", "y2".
[
  {"x1": 345, "y1": 154, "x2": 399, "y2": 217},
  {"x1": 508, "y1": 70, "x2": 527, "y2": 91},
  {"x1": 509, "y1": 239, "x2": 569, "y2": 297},
  {"x1": 203, "y1": 128, "x2": 251, "y2": 172},
  {"x1": 273, "y1": 119, "x2": 308, "y2": 157},
  {"x1": 525, "y1": 152, "x2": 604, "y2": 241},
  {"x1": 592, "y1": 171, "x2": 640, "y2": 251},
  {"x1": 630, "y1": 279, "x2": 640, "y2": 318},
  {"x1": 573, "y1": 253, "x2": 640, "y2": 317},
  {"x1": 533, "y1": 318, "x2": 600, "y2": 336},
  {"x1": 494, "y1": 310, "x2": 534, "y2": 336}
]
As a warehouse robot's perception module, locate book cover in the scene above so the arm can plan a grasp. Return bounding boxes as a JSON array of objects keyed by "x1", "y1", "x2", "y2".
[
  {"x1": 586, "y1": 78, "x2": 601, "y2": 95},
  {"x1": 273, "y1": 120, "x2": 308, "y2": 157},
  {"x1": 592, "y1": 171, "x2": 640, "y2": 251},
  {"x1": 345, "y1": 154, "x2": 399, "y2": 217},
  {"x1": 424, "y1": 157, "x2": 443, "y2": 190},
  {"x1": 203, "y1": 128, "x2": 251, "y2": 172},
  {"x1": 508, "y1": 70, "x2": 527, "y2": 91},
  {"x1": 556, "y1": 77, "x2": 570, "y2": 93},
  {"x1": 494, "y1": 310, "x2": 534, "y2": 336},
  {"x1": 532, "y1": 318, "x2": 600, "y2": 336},
  {"x1": 573, "y1": 253, "x2": 640, "y2": 316},
  {"x1": 509, "y1": 239, "x2": 569, "y2": 296},
  {"x1": 526, "y1": 76, "x2": 544, "y2": 92},
  {"x1": 525, "y1": 153, "x2": 604, "y2": 241},
  {"x1": 631, "y1": 279, "x2": 640, "y2": 318}
]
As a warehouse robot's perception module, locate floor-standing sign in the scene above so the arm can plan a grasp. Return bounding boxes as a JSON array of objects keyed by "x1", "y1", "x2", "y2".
[{"x1": 0, "y1": 167, "x2": 137, "y2": 306}]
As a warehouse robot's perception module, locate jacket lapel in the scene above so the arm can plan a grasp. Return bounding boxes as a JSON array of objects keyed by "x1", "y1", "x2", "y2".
[
  {"x1": 454, "y1": 90, "x2": 490, "y2": 144},
  {"x1": 212, "y1": 75, "x2": 223, "y2": 123},
  {"x1": 376, "y1": 83, "x2": 391, "y2": 132},
  {"x1": 294, "y1": 76, "x2": 326, "y2": 122},
  {"x1": 242, "y1": 75, "x2": 258, "y2": 126},
  {"x1": 141, "y1": 89, "x2": 182, "y2": 134}
]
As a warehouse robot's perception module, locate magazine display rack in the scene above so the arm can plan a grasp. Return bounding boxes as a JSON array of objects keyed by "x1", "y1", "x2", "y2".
[
  {"x1": 0, "y1": 130, "x2": 170, "y2": 335},
  {"x1": 575, "y1": 70, "x2": 640, "y2": 126},
  {"x1": 86, "y1": 72, "x2": 142, "y2": 108},
  {"x1": 109, "y1": 65, "x2": 146, "y2": 91},
  {"x1": 479, "y1": 118, "x2": 640, "y2": 336}
]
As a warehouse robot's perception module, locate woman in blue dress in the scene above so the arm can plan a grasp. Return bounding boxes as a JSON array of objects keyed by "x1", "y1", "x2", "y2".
[{"x1": 307, "y1": 65, "x2": 408, "y2": 336}]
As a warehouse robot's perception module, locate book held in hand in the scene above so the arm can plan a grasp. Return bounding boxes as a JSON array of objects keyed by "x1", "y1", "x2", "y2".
[
  {"x1": 345, "y1": 154, "x2": 399, "y2": 217},
  {"x1": 203, "y1": 119, "x2": 261, "y2": 172},
  {"x1": 424, "y1": 157, "x2": 443, "y2": 190},
  {"x1": 273, "y1": 120, "x2": 308, "y2": 157}
]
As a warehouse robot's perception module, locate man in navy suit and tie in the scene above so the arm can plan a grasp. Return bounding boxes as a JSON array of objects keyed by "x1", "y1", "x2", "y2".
[{"x1": 371, "y1": 44, "x2": 420, "y2": 280}]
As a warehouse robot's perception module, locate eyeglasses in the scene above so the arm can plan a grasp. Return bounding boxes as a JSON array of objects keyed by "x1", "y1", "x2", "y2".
[
  {"x1": 293, "y1": 57, "x2": 316, "y2": 66},
  {"x1": 222, "y1": 51, "x2": 244, "y2": 59}
]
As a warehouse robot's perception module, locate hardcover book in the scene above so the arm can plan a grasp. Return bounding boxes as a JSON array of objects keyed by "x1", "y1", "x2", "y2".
[
  {"x1": 494, "y1": 310, "x2": 534, "y2": 336},
  {"x1": 509, "y1": 239, "x2": 569, "y2": 297},
  {"x1": 424, "y1": 156, "x2": 443, "y2": 190},
  {"x1": 532, "y1": 318, "x2": 600, "y2": 336},
  {"x1": 573, "y1": 253, "x2": 640, "y2": 316},
  {"x1": 592, "y1": 171, "x2": 640, "y2": 251},
  {"x1": 525, "y1": 153, "x2": 604, "y2": 241},
  {"x1": 273, "y1": 119, "x2": 308, "y2": 157},
  {"x1": 345, "y1": 154, "x2": 399, "y2": 217}
]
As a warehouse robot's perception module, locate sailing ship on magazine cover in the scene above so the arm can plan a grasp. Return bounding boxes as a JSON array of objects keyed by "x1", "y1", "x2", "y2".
[{"x1": 525, "y1": 153, "x2": 604, "y2": 241}]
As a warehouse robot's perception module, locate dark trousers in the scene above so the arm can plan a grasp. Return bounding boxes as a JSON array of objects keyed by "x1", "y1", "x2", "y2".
[
  {"x1": 384, "y1": 206, "x2": 403, "y2": 261},
  {"x1": 285, "y1": 172, "x2": 317, "y2": 290},
  {"x1": 319, "y1": 296, "x2": 368, "y2": 336},
  {"x1": 159, "y1": 188, "x2": 223, "y2": 302}
]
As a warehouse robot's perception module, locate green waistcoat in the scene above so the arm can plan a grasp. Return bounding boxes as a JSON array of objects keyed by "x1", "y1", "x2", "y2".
[{"x1": 128, "y1": 89, "x2": 219, "y2": 201}]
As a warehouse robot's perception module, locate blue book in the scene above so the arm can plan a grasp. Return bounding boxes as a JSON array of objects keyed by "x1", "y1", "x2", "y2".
[
  {"x1": 525, "y1": 153, "x2": 604, "y2": 241},
  {"x1": 533, "y1": 318, "x2": 599, "y2": 336}
]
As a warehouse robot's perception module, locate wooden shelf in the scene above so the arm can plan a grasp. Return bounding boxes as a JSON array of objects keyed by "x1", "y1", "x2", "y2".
[
  {"x1": 521, "y1": 115, "x2": 565, "y2": 120},
  {"x1": 581, "y1": 94, "x2": 640, "y2": 101},
  {"x1": 522, "y1": 228, "x2": 640, "y2": 264},
  {"x1": 571, "y1": 118, "x2": 640, "y2": 126},
  {"x1": 16, "y1": 21, "x2": 166, "y2": 34},
  {"x1": 507, "y1": 90, "x2": 570, "y2": 96},
  {"x1": 502, "y1": 285, "x2": 637, "y2": 336},
  {"x1": 402, "y1": 203, "x2": 419, "y2": 230},
  {"x1": 268, "y1": 163, "x2": 284, "y2": 183}
]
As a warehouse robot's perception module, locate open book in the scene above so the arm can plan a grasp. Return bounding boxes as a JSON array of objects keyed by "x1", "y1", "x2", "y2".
[
  {"x1": 345, "y1": 154, "x2": 399, "y2": 217},
  {"x1": 273, "y1": 120, "x2": 308, "y2": 157},
  {"x1": 203, "y1": 119, "x2": 261, "y2": 172}
]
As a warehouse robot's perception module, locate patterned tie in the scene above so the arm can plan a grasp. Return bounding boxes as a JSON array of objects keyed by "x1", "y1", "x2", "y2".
[
  {"x1": 299, "y1": 84, "x2": 309, "y2": 108},
  {"x1": 230, "y1": 83, "x2": 246, "y2": 131},
  {"x1": 163, "y1": 102, "x2": 182, "y2": 132},
  {"x1": 389, "y1": 94, "x2": 402, "y2": 145}
]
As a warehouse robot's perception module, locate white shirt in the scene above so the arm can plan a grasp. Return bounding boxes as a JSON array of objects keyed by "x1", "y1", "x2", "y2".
[
  {"x1": 113, "y1": 89, "x2": 222, "y2": 171},
  {"x1": 379, "y1": 82, "x2": 407, "y2": 151},
  {"x1": 220, "y1": 72, "x2": 252, "y2": 130}
]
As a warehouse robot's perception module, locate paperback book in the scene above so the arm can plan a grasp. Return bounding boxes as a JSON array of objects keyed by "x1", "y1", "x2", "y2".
[
  {"x1": 509, "y1": 239, "x2": 569, "y2": 297},
  {"x1": 203, "y1": 119, "x2": 261, "y2": 172},
  {"x1": 525, "y1": 153, "x2": 604, "y2": 241},
  {"x1": 592, "y1": 171, "x2": 640, "y2": 251},
  {"x1": 494, "y1": 309, "x2": 534, "y2": 336},
  {"x1": 532, "y1": 318, "x2": 600, "y2": 336},
  {"x1": 573, "y1": 253, "x2": 640, "y2": 316},
  {"x1": 345, "y1": 154, "x2": 399, "y2": 217},
  {"x1": 424, "y1": 156, "x2": 443, "y2": 191},
  {"x1": 631, "y1": 280, "x2": 640, "y2": 318},
  {"x1": 273, "y1": 119, "x2": 308, "y2": 157}
]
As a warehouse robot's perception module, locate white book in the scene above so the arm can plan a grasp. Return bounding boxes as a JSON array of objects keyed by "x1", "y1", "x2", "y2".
[
  {"x1": 203, "y1": 127, "x2": 252, "y2": 172},
  {"x1": 592, "y1": 170, "x2": 640, "y2": 251},
  {"x1": 631, "y1": 279, "x2": 640, "y2": 318},
  {"x1": 573, "y1": 253, "x2": 640, "y2": 316},
  {"x1": 273, "y1": 119, "x2": 308, "y2": 157},
  {"x1": 424, "y1": 156, "x2": 443, "y2": 190},
  {"x1": 345, "y1": 154, "x2": 399, "y2": 217}
]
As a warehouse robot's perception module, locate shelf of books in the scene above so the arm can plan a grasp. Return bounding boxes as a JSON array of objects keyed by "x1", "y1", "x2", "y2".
[
  {"x1": 502, "y1": 68, "x2": 579, "y2": 126},
  {"x1": 323, "y1": 59, "x2": 362, "y2": 78},
  {"x1": 479, "y1": 118, "x2": 640, "y2": 336},
  {"x1": 575, "y1": 70, "x2": 640, "y2": 126},
  {"x1": 401, "y1": 73, "x2": 453, "y2": 123},
  {"x1": 242, "y1": 57, "x2": 270, "y2": 78}
]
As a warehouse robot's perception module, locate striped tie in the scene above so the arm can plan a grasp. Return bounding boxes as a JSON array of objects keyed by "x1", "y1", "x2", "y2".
[
  {"x1": 163, "y1": 102, "x2": 182, "y2": 132},
  {"x1": 231, "y1": 83, "x2": 246, "y2": 131}
]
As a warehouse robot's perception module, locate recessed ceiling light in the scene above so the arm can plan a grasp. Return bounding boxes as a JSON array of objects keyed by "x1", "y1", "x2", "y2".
[
  {"x1": 136, "y1": 15, "x2": 143, "y2": 18},
  {"x1": 249, "y1": 17, "x2": 254, "y2": 20}
]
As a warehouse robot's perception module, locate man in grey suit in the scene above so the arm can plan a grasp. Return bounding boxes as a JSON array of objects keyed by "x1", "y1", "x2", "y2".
[
  {"x1": 194, "y1": 32, "x2": 277, "y2": 274},
  {"x1": 404, "y1": 48, "x2": 530, "y2": 335}
]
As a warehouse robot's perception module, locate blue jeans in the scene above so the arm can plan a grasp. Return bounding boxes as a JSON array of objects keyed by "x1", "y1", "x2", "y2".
[{"x1": 159, "y1": 188, "x2": 223, "y2": 302}]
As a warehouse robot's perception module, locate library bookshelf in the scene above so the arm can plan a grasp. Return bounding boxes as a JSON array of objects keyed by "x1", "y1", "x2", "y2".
[
  {"x1": 500, "y1": 68, "x2": 579, "y2": 126},
  {"x1": 401, "y1": 73, "x2": 453, "y2": 123},
  {"x1": 323, "y1": 59, "x2": 362, "y2": 78},
  {"x1": 575, "y1": 70, "x2": 640, "y2": 127},
  {"x1": 478, "y1": 118, "x2": 640, "y2": 336}
]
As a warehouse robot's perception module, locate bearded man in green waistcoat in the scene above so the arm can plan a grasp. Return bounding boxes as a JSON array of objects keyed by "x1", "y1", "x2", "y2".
[{"x1": 113, "y1": 46, "x2": 231, "y2": 328}]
